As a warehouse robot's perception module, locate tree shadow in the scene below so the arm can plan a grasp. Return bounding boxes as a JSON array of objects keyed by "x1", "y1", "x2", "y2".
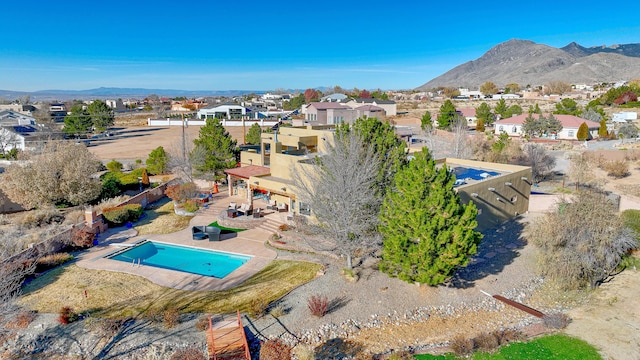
[
  {"x1": 326, "y1": 296, "x2": 350, "y2": 315},
  {"x1": 449, "y1": 218, "x2": 528, "y2": 289}
]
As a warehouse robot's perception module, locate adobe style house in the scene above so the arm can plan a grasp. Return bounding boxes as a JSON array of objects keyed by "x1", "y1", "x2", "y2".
[
  {"x1": 494, "y1": 114, "x2": 601, "y2": 140},
  {"x1": 226, "y1": 125, "x2": 531, "y2": 231},
  {"x1": 302, "y1": 102, "x2": 388, "y2": 125}
]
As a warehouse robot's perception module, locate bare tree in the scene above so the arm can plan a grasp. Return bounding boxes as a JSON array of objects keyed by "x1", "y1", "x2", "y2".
[
  {"x1": 167, "y1": 130, "x2": 198, "y2": 182},
  {"x1": 519, "y1": 143, "x2": 556, "y2": 183},
  {"x1": 0, "y1": 128, "x2": 19, "y2": 154},
  {"x1": 568, "y1": 153, "x2": 605, "y2": 190},
  {"x1": 451, "y1": 118, "x2": 472, "y2": 159},
  {"x1": 291, "y1": 131, "x2": 382, "y2": 269},
  {"x1": 528, "y1": 191, "x2": 638, "y2": 289}
]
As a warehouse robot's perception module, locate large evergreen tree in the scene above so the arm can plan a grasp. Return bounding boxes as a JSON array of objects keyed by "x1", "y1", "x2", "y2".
[
  {"x1": 437, "y1": 100, "x2": 457, "y2": 129},
  {"x1": 494, "y1": 98, "x2": 508, "y2": 119},
  {"x1": 63, "y1": 104, "x2": 93, "y2": 137},
  {"x1": 87, "y1": 99, "x2": 114, "y2": 131},
  {"x1": 378, "y1": 148, "x2": 482, "y2": 285},
  {"x1": 192, "y1": 118, "x2": 237, "y2": 180},
  {"x1": 245, "y1": 123, "x2": 262, "y2": 145},
  {"x1": 146, "y1": 146, "x2": 169, "y2": 175},
  {"x1": 475, "y1": 102, "x2": 493, "y2": 126}
]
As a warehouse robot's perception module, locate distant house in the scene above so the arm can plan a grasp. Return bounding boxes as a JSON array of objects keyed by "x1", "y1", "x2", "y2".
[
  {"x1": 304, "y1": 103, "x2": 355, "y2": 124},
  {"x1": 612, "y1": 111, "x2": 638, "y2": 123},
  {"x1": 320, "y1": 93, "x2": 348, "y2": 102},
  {"x1": 458, "y1": 108, "x2": 477, "y2": 127},
  {"x1": 343, "y1": 98, "x2": 397, "y2": 116},
  {"x1": 494, "y1": 114, "x2": 601, "y2": 140},
  {"x1": 0, "y1": 110, "x2": 36, "y2": 126},
  {"x1": 197, "y1": 103, "x2": 248, "y2": 120}
]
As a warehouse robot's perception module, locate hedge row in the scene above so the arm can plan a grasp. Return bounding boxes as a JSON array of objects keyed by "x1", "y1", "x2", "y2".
[{"x1": 102, "y1": 204, "x2": 143, "y2": 225}]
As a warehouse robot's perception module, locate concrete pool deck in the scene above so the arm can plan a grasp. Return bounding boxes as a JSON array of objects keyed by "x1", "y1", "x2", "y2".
[{"x1": 75, "y1": 194, "x2": 280, "y2": 291}]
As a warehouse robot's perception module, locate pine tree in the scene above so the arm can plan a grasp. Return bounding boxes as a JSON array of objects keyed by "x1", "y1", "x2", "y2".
[
  {"x1": 245, "y1": 123, "x2": 262, "y2": 145},
  {"x1": 576, "y1": 122, "x2": 589, "y2": 141},
  {"x1": 146, "y1": 146, "x2": 169, "y2": 175},
  {"x1": 598, "y1": 119, "x2": 608, "y2": 138},
  {"x1": 378, "y1": 148, "x2": 482, "y2": 285},
  {"x1": 193, "y1": 118, "x2": 237, "y2": 180},
  {"x1": 438, "y1": 100, "x2": 457, "y2": 129},
  {"x1": 476, "y1": 102, "x2": 493, "y2": 126},
  {"x1": 475, "y1": 118, "x2": 485, "y2": 132}
]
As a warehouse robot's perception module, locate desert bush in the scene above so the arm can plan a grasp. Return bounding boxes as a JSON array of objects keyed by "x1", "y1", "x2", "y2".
[
  {"x1": 474, "y1": 331, "x2": 500, "y2": 352},
  {"x1": 269, "y1": 304, "x2": 286, "y2": 318},
  {"x1": 194, "y1": 316, "x2": 210, "y2": 331},
  {"x1": 18, "y1": 209, "x2": 64, "y2": 228},
  {"x1": 169, "y1": 346, "x2": 206, "y2": 360},
  {"x1": 100, "y1": 317, "x2": 130, "y2": 336},
  {"x1": 604, "y1": 160, "x2": 630, "y2": 178},
  {"x1": 307, "y1": 294, "x2": 329, "y2": 317},
  {"x1": 278, "y1": 223, "x2": 291, "y2": 231},
  {"x1": 493, "y1": 329, "x2": 525, "y2": 345},
  {"x1": 58, "y1": 306, "x2": 78, "y2": 324},
  {"x1": 163, "y1": 307, "x2": 180, "y2": 329},
  {"x1": 259, "y1": 339, "x2": 292, "y2": 360},
  {"x1": 248, "y1": 297, "x2": 268, "y2": 319},
  {"x1": 36, "y1": 253, "x2": 74, "y2": 272},
  {"x1": 292, "y1": 345, "x2": 315, "y2": 360},
  {"x1": 182, "y1": 199, "x2": 198, "y2": 213},
  {"x1": 71, "y1": 227, "x2": 95, "y2": 248},
  {"x1": 450, "y1": 334, "x2": 474, "y2": 356},
  {"x1": 543, "y1": 312, "x2": 572, "y2": 329},
  {"x1": 622, "y1": 209, "x2": 640, "y2": 241},
  {"x1": 6, "y1": 310, "x2": 37, "y2": 329}
]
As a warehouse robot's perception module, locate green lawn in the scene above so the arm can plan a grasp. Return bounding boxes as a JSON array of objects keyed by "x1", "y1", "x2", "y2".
[
  {"x1": 208, "y1": 221, "x2": 247, "y2": 234},
  {"x1": 414, "y1": 334, "x2": 601, "y2": 360}
]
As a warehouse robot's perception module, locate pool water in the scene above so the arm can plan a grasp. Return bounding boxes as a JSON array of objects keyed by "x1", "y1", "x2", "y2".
[
  {"x1": 109, "y1": 241, "x2": 251, "y2": 278},
  {"x1": 451, "y1": 166, "x2": 500, "y2": 181}
]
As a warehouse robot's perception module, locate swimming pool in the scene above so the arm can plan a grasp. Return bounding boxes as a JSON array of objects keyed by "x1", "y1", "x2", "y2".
[
  {"x1": 451, "y1": 166, "x2": 500, "y2": 181},
  {"x1": 108, "y1": 241, "x2": 251, "y2": 278}
]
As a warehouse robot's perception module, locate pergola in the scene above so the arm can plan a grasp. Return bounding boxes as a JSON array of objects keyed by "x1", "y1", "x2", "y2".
[{"x1": 223, "y1": 165, "x2": 271, "y2": 202}]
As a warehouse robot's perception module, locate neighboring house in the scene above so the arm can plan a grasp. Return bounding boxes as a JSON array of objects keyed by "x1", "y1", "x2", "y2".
[
  {"x1": 343, "y1": 98, "x2": 397, "y2": 116},
  {"x1": 0, "y1": 110, "x2": 36, "y2": 126},
  {"x1": 492, "y1": 94, "x2": 521, "y2": 100},
  {"x1": 304, "y1": 102, "x2": 354, "y2": 124},
  {"x1": 0, "y1": 125, "x2": 40, "y2": 151},
  {"x1": 197, "y1": 103, "x2": 248, "y2": 120},
  {"x1": 458, "y1": 108, "x2": 477, "y2": 127},
  {"x1": 228, "y1": 125, "x2": 531, "y2": 231},
  {"x1": 354, "y1": 105, "x2": 386, "y2": 120},
  {"x1": 612, "y1": 111, "x2": 638, "y2": 123},
  {"x1": 494, "y1": 114, "x2": 601, "y2": 140},
  {"x1": 320, "y1": 93, "x2": 348, "y2": 102}
]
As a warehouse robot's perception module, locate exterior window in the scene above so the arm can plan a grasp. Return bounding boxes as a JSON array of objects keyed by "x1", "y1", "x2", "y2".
[
  {"x1": 568, "y1": 130, "x2": 574, "y2": 137},
  {"x1": 499, "y1": 126, "x2": 504, "y2": 132},
  {"x1": 299, "y1": 202, "x2": 311, "y2": 216},
  {"x1": 512, "y1": 126, "x2": 517, "y2": 133}
]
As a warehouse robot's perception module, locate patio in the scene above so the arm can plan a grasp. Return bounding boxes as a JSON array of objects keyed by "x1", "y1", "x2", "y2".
[{"x1": 75, "y1": 191, "x2": 284, "y2": 291}]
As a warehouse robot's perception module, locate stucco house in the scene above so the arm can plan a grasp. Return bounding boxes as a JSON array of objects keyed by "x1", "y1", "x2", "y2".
[
  {"x1": 494, "y1": 114, "x2": 601, "y2": 140},
  {"x1": 228, "y1": 125, "x2": 531, "y2": 231},
  {"x1": 458, "y1": 108, "x2": 477, "y2": 127},
  {"x1": 197, "y1": 103, "x2": 248, "y2": 120},
  {"x1": 343, "y1": 98, "x2": 397, "y2": 116}
]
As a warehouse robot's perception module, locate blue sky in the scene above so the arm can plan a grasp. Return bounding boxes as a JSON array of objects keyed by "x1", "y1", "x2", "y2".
[{"x1": 1, "y1": 1, "x2": 639, "y2": 92}]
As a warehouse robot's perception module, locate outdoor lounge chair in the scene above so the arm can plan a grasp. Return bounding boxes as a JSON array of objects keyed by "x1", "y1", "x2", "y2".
[
  {"x1": 237, "y1": 203, "x2": 253, "y2": 216},
  {"x1": 252, "y1": 208, "x2": 262, "y2": 218},
  {"x1": 277, "y1": 203, "x2": 288, "y2": 212},
  {"x1": 266, "y1": 199, "x2": 277, "y2": 210},
  {"x1": 228, "y1": 202, "x2": 237, "y2": 210},
  {"x1": 192, "y1": 226, "x2": 221, "y2": 241}
]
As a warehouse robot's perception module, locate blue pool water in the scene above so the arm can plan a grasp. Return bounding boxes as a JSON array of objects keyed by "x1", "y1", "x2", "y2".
[
  {"x1": 452, "y1": 167, "x2": 500, "y2": 181},
  {"x1": 109, "y1": 241, "x2": 251, "y2": 278}
]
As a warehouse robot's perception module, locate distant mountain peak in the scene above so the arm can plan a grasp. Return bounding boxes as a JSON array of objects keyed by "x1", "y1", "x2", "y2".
[{"x1": 417, "y1": 39, "x2": 640, "y2": 90}]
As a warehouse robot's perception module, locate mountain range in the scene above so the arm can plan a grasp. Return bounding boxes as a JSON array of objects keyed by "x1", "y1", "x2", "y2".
[
  {"x1": 417, "y1": 39, "x2": 640, "y2": 90},
  {"x1": 0, "y1": 88, "x2": 265, "y2": 102}
]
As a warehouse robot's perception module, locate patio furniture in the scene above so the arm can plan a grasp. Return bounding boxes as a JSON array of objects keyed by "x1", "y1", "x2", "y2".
[
  {"x1": 196, "y1": 193, "x2": 209, "y2": 204},
  {"x1": 237, "y1": 203, "x2": 253, "y2": 216},
  {"x1": 192, "y1": 226, "x2": 221, "y2": 241},
  {"x1": 277, "y1": 203, "x2": 288, "y2": 213},
  {"x1": 192, "y1": 226, "x2": 207, "y2": 240},
  {"x1": 226, "y1": 208, "x2": 237, "y2": 218},
  {"x1": 228, "y1": 202, "x2": 237, "y2": 210},
  {"x1": 266, "y1": 200, "x2": 277, "y2": 210},
  {"x1": 253, "y1": 208, "x2": 262, "y2": 218}
]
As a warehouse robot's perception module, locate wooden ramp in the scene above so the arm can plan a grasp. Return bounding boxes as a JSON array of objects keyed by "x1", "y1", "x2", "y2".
[{"x1": 207, "y1": 311, "x2": 251, "y2": 360}]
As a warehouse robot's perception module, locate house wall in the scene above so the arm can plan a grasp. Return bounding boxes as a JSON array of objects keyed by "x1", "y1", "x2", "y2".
[
  {"x1": 326, "y1": 108, "x2": 357, "y2": 124},
  {"x1": 442, "y1": 158, "x2": 532, "y2": 232}
]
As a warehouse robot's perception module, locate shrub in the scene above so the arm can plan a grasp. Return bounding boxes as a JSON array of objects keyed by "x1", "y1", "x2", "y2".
[
  {"x1": 106, "y1": 159, "x2": 123, "y2": 172},
  {"x1": 182, "y1": 199, "x2": 198, "y2": 213},
  {"x1": 269, "y1": 304, "x2": 286, "y2": 318},
  {"x1": 307, "y1": 294, "x2": 329, "y2": 317},
  {"x1": 493, "y1": 329, "x2": 525, "y2": 345},
  {"x1": 604, "y1": 160, "x2": 630, "y2": 178},
  {"x1": 543, "y1": 312, "x2": 572, "y2": 329},
  {"x1": 278, "y1": 223, "x2": 291, "y2": 231},
  {"x1": 450, "y1": 334, "x2": 474, "y2": 356},
  {"x1": 71, "y1": 227, "x2": 95, "y2": 248},
  {"x1": 621, "y1": 209, "x2": 640, "y2": 241},
  {"x1": 163, "y1": 307, "x2": 180, "y2": 329},
  {"x1": 170, "y1": 346, "x2": 206, "y2": 360},
  {"x1": 474, "y1": 331, "x2": 500, "y2": 352},
  {"x1": 102, "y1": 204, "x2": 143, "y2": 225},
  {"x1": 141, "y1": 168, "x2": 150, "y2": 186},
  {"x1": 36, "y1": 253, "x2": 74, "y2": 272},
  {"x1": 58, "y1": 306, "x2": 78, "y2": 324},
  {"x1": 100, "y1": 317, "x2": 130, "y2": 336},
  {"x1": 6, "y1": 311, "x2": 37, "y2": 329},
  {"x1": 18, "y1": 209, "x2": 64, "y2": 228},
  {"x1": 248, "y1": 298, "x2": 268, "y2": 319},
  {"x1": 165, "y1": 182, "x2": 198, "y2": 203},
  {"x1": 259, "y1": 339, "x2": 292, "y2": 360},
  {"x1": 100, "y1": 176, "x2": 122, "y2": 199}
]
